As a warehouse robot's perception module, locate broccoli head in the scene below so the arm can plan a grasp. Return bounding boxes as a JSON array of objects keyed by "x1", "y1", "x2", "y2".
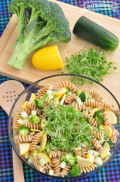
[
  {"x1": 19, "y1": 127, "x2": 29, "y2": 136},
  {"x1": 7, "y1": 0, "x2": 71, "y2": 70},
  {"x1": 61, "y1": 152, "x2": 76, "y2": 166},
  {"x1": 95, "y1": 110, "x2": 103, "y2": 125},
  {"x1": 35, "y1": 93, "x2": 49, "y2": 109},
  {"x1": 79, "y1": 92, "x2": 85, "y2": 102},
  {"x1": 29, "y1": 115, "x2": 40, "y2": 124},
  {"x1": 68, "y1": 164, "x2": 81, "y2": 177}
]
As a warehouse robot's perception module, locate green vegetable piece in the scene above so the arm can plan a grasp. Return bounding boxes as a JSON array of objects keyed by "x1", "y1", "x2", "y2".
[
  {"x1": 7, "y1": 0, "x2": 71, "y2": 70},
  {"x1": 85, "y1": 91, "x2": 91, "y2": 99},
  {"x1": 28, "y1": 156, "x2": 33, "y2": 164},
  {"x1": 65, "y1": 87, "x2": 70, "y2": 94},
  {"x1": 61, "y1": 152, "x2": 76, "y2": 166},
  {"x1": 35, "y1": 93, "x2": 49, "y2": 109},
  {"x1": 79, "y1": 92, "x2": 85, "y2": 102},
  {"x1": 19, "y1": 127, "x2": 29, "y2": 136},
  {"x1": 76, "y1": 90, "x2": 81, "y2": 96},
  {"x1": 29, "y1": 115, "x2": 40, "y2": 124},
  {"x1": 95, "y1": 110, "x2": 103, "y2": 125},
  {"x1": 68, "y1": 164, "x2": 81, "y2": 177}
]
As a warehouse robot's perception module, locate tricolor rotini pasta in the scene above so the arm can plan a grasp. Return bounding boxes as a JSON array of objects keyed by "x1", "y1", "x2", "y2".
[{"x1": 13, "y1": 81, "x2": 119, "y2": 177}]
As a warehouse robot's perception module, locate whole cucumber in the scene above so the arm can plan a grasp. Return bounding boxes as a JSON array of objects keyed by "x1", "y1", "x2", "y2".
[{"x1": 73, "y1": 16, "x2": 119, "y2": 51}]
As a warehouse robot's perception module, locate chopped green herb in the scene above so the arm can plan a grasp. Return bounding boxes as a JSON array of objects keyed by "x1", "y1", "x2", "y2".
[{"x1": 63, "y1": 48, "x2": 117, "y2": 85}]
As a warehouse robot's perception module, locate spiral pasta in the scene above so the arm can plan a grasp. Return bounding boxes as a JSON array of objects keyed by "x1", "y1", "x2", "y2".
[
  {"x1": 74, "y1": 148, "x2": 88, "y2": 158},
  {"x1": 13, "y1": 112, "x2": 20, "y2": 129},
  {"x1": 91, "y1": 128, "x2": 104, "y2": 140},
  {"x1": 72, "y1": 103, "x2": 93, "y2": 113},
  {"x1": 102, "y1": 111, "x2": 111, "y2": 127},
  {"x1": 44, "y1": 162, "x2": 53, "y2": 170},
  {"x1": 110, "y1": 136, "x2": 117, "y2": 143},
  {"x1": 57, "y1": 81, "x2": 76, "y2": 92},
  {"x1": 52, "y1": 158, "x2": 60, "y2": 176},
  {"x1": 27, "y1": 103, "x2": 42, "y2": 116},
  {"x1": 30, "y1": 132, "x2": 43, "y2": 151},
  {"x1": 15, "y1": 135, "x2": 33, "y2": 145},
  {"x1": 19, "y1": 108, "x2": 31, "y2": 115},
  {"x1": 33, "y1": 157, "x2": 45, "y2": 172},
  {"x1": 60, "y1": 165, "x2": 71, "y2": 177},
  {"x1": 92, "y1": 138, "x2": 102, "y2": 151},
  {"x1": 84, "y1": 100, "x2": 103, "y2": 109},
  {"x1": 80, "y1": 164, "x2": 97, "y2": 173},
  {"x1": 65, "y1": 93, "x2": 76, "y2": 104},
  {"x1": 36, "y1": 84, "x2": 53, "y2": 99},
  {"x1": 49, "y1": 151, "x2": 58, "y2": 159},
  {"x1": 24, "y1": 152, "x2": 30, "y2": 159},
  {"x1": 25, "y1": 121, "x2": 41, "y2": 130},
  {"x1": 86, "y1": 114, "x2": 98, "y2": 127},
  {"x1": 101, "y1": 103, "x2": 114, "y2": 110}
]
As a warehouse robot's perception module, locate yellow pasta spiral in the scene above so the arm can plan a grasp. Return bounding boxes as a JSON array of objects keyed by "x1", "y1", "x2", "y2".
[
  {"x1": 30, "y1": 132, "x2": 43, "y2": 151},
  {"x1": 60, "y1": 165, "x2": 71, "y2": 177},
  {"x1": 25, "y1": 121, "x2": 41, "y2": 130},
  {"x1": 92, "y1": 138, "x2": 102, "y2": 151}
]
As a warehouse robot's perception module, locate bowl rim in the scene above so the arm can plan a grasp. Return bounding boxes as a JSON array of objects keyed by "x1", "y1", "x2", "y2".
[{"x1": 8, "y1": 74, "x2": 120, "y2": 180}]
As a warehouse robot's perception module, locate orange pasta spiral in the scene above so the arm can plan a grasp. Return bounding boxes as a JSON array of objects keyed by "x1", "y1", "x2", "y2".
[
  {"x1": 102, "y1": 111, "x2": 111, "y2": 127},
  {"x1": 92, "y1": 138, "x2": 102, "y2": 151},
  {"x1": 60, "y1": 165, "x2": 71, "y2": 177},
  {"x1": 91, "y1": 128, "x2": 104, "y2": 140},
  {"x1": 64, "y1": 93, "x2": 76, "y2": 104},
  {"x1": 86, "y1": 114, "x2": 98, "y2": 127},
  {"x1": 52, "y1": 158, "x2": 60, "y2": 176},
  {"x1": 25, "y1": 121, "x2": 41, "y2": 130},
  {"x1": 84, "y1": 99, "x2": 103, "y2": 109},
  {"x1": 33, "y1": 157, "x2": 44, "y2": 172},
  {"x1": 13, "y1": 112, "x2": 20, "y2": 129},
  {"x1": 30, "y1": 132, "x2": 43, "y2": 151},
  {"x1": 80, "y1": 164, "x2": 97, "y2": 173},
  {"x1": 15, "y1": 135, "x2": 33, "y2": 145},
  {"x1": 57, "y1": 81, "x2": 76, "y2": 92}
]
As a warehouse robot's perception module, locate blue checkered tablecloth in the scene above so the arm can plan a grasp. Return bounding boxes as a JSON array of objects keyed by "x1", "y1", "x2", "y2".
[{"x1": 0, "y1": 0, "x2": 120, "y2": 182}]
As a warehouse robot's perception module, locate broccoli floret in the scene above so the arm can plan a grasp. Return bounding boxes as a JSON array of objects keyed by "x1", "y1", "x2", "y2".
[
  {"x1": 19, "y1": 127, "x2": 29, "y2": 136},
  {"x1": 79, "y1": 92, "x2": 85, "y2": 102},
  {"x1": 95, "y1": 110, "x2": 103, "y2": 124},
  {"x1": 29, "y1": 115, "x2": 40, "y2": 124},
  {"x1": 76, "y1": 90, "x2": 81, "y2": 96},
  {"x1": 35, "y1": 93, "x2": 48, "y2": 109},
  {"x1": 68, "y1": 164, "x2": 81, "y2": 177},
  {"x1": 7, "y1": 0, "x2": 71, "y2": 70},
  {"x1": 61, "y1": 152, "x2": 76, "y2": 166}
]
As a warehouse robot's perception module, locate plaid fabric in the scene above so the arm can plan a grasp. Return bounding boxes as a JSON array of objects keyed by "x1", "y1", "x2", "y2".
[{"x1": 0, "y1": 0, "x2": 120, "y2": 182}]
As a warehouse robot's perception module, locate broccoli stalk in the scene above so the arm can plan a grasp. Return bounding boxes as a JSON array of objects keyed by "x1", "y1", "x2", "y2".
[
  {"x1": 68, "y1": 164, "x2": 81, "y2": 177},
  {"x1": 79, "y1": 92, "x2": 85, "y2": 102},
  {"x1": 7, "y1": 0, "x2": 71, "y2": 70},
  {"x1": 61, "y1": 152, "x2": 76, "y2": 166},
  {"x1": 35, "y1": 93, "x2": 49, "y2": 109},
  {"x1": 19, "y1": 127, "x2": 29, "y2": 136}
]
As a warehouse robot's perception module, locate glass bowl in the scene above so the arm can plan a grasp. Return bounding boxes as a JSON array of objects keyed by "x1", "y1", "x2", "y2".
[{"x1": 8, "y1": 74, "x2": 120, "y2": 180}]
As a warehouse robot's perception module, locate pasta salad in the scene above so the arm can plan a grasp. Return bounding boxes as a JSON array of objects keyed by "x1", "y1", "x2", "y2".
[{"x1": 13, "y1": 81, "x2": 119, "y2": 177}]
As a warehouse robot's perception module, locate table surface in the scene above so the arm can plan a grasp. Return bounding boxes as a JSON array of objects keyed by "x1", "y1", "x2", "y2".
[{"x1": 0, "y1": 0, "x2": 120, "y2": 182}]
